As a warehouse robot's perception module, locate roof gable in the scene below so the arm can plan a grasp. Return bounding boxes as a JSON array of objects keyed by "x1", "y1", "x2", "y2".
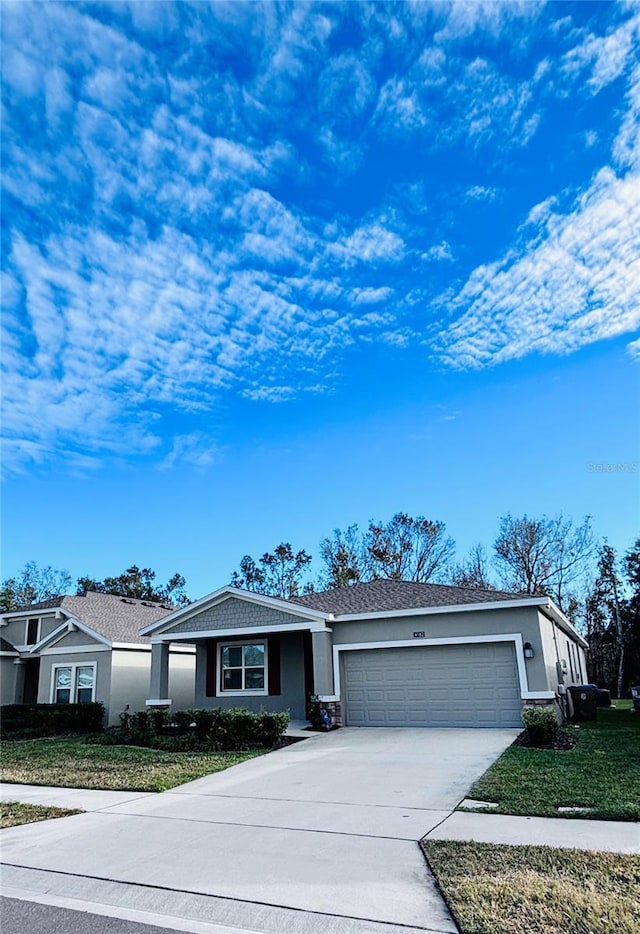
[
  {"x1": 142, "y1": 586, "x2": 327, "y2": 637},
  {"x1": 2, "y1": 592, "x2": 173, "y2": 644},
  {"x1": 30, "y1": 616, "x2": 111, "y2": 653}
]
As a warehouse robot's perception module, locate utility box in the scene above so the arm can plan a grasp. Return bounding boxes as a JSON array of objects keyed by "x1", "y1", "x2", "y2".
[
  {"x1": 632, "y1": 685, "x2": 640, "y2": 713},
  {"x1": 568, "y1": 685, "x2": 598, "y2": 722}
]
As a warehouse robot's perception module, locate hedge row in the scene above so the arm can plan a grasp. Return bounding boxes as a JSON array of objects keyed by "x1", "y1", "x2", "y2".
[
  {"x1": 1, "y1": 702, "x2": 105, "y2": 738},
  {"x1": 94, "y1": 707, "x2": 290, "y2": 752}
]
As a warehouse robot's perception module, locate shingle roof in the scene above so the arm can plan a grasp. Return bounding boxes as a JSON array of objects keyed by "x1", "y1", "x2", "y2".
[
  {"x1": 9, "y1": 592, "x2": 173, "y2": 644},
  {"x1": 1, "y1": 636, "x2": 18, "y2": 653},
  {"x1": 16, "y1": 597, "x2": 64, "y2": 612},
  {"x1": 290, "y1": 579, "x2": 533, "y2": 616}
]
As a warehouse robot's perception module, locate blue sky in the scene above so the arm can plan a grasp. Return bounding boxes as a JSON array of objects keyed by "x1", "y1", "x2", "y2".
[{"x1": 2, "y1": 1, "x2": 639, "y2": 597}]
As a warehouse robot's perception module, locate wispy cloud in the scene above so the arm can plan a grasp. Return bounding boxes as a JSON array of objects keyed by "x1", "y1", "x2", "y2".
[
  {"x1": 2, "y1": 1, "x2": 638, "y2": 475},
  {"x1": 159, "y1": 433, "x2": 220, "y2": 471},
  {"x1": 438, "y1": 170, "x2": 640, "y2": 368},
  {"x1": 562, "y1": 13, "x2": 639, "y2": 92},
  {"x1": 626, "y1": 338, "x2": 640, "y2": 361},
  {"x1": 466, "y1": 185, "x2": 498, "y2": 202},
  {"x1": 437, "y1": 18, "x2": 640, "y2": 370},
  {"x1": 422, "y1": 241, "x2": 454, "y2": 263},
  {"x1": 335, "y1": 223, "x2": 405, "y2": 265}
]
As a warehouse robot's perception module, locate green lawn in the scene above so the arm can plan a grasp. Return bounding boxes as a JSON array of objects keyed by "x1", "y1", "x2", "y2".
[
  {"x1": 463, "y1": 704, "x2": 640, "y2": 820},
  {"x1": 1, "y1": 801, "x2": 83, "y2": 828},
  {"x1": 0, "y1": 738, "x2": 261, "y2": 792},
  {"x1": 423, "y1": 841, "x2": 640, "y2": 934}
]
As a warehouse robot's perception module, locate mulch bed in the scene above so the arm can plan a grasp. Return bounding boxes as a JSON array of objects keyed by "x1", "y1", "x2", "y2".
[{"x1": 512, "y1": 729, "x2": 577, "y2": 751}]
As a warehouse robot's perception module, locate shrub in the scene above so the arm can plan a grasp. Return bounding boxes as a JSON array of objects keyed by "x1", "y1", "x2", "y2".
[
  {"x1": 258, "y1": 711, "x2": 290, "y2": 748},
  {"x1": 191, "y1": 708, "x2": 215, "y2": 738},
  {"x1": 1, "y1": 702, "x2": 105, "y2": 738},
  {"x1": 130, "y1": 710, "x2": 151, "y2": 733},
  {"x1": 522, "y1": 706, "x2": 559, "y2": 746},
  {"x1": 150, "y1": 708, "x2": 168, "y2": 734},
  {"x1": 172, "y1": 710, "x2": 194, "y2": 733},
  {"x1": 306, "y1": 695, "x2": 323, "y2": 730},
  {"x1": 92, "y1": 707, "x2": 289, "y2": 752}
]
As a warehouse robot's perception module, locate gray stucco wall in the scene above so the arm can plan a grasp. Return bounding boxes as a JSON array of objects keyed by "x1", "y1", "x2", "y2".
[
  {"x1": 166, "y1": 597, "x2": 314, "y2": 635},
  {"x1": 51, "y1": 628, "x2": 103, "y2": 648},
  {"x1": 538, "y1": 611, "x2": 589, "y2": 692},
  {"x1": 1, "y1": 657, "x2": 18, "y2": 705},
  {"x1": 109, "y1": 648, "x2": 196, "y2": 726},
  {"x1": 331, "y1": 606, "x2": 550, "y2": 693},
  {"x1": 40, "y1": 617, "x2": 61, "y2": 639},
  {"x1": 37, "y1": 650, "x2": 113, "y2": 721},
  {"x1": 1, "y1": 614, "x2": 60, "y2": 649},
  {"x1": 193, "y1": 631, "x2": 307, "y2": 719},
  {"x1": 1, "y1": 619, "x2": 26, "y2": 648}
]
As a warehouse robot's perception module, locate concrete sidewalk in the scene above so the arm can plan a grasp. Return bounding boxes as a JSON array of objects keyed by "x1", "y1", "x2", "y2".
[
  {"x1": 426, "y1": 811, "x2": 640, "y2": 854},
  {"x1": 0, "y1": 783, "x2": 153, "y2": 812},
  {"x1": 3, "y1": 781, "x2": 637, "y2": 854}
]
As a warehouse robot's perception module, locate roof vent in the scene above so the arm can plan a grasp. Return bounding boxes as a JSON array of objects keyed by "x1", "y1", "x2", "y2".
[{"x1": 120, "y1": 598, "x2": 135, "y2": 605}]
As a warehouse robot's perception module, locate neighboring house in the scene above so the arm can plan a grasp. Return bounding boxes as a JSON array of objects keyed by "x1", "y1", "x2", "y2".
[
  {"x1": 141, "y1": 579, "x2": 589, "y2": 728},
  {"x1": 0, "y1": 591, "x2": 195, "y2": 725}
]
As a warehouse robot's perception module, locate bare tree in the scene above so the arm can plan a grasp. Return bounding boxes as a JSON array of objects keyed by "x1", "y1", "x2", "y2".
[
  {"x1": 319, "y1": 525, "x2": 366, "y2": 589},
  {"x1": 1, "y1": 561, "x2": 72, "y2": 612},
  {"x1": 494, "y1": 514, "x2": 596, "y2": 611},
  {"x1": 452, "y1": 543, "x2": 495, "y2": 589},
  {"x1": 366, "y1": 513, "x2": 455, "y2": 583},
  {"x1": 231, "y1": 543, "x2": 313, "y2": 599}
]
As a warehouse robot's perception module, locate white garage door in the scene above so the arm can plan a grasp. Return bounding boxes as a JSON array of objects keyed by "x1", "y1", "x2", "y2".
[{"x1": 343, "y1": 642, "x2": 522, "y2": 728}]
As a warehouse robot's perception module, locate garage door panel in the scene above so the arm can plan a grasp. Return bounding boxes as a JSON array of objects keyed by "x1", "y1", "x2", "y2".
[{"x1": 343, "y1": 643, "x2": 522, "y2": 728}]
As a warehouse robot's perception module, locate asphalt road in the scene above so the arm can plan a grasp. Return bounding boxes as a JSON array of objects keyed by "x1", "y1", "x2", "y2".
[{"x1": 1, "y1": 898, "x2": 187, "y2": 934}]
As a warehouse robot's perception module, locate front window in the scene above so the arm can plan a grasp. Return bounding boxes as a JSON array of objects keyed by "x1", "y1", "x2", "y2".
[
  {"x1": 220, "y1": 642, "x2": 266, "y2": 693},
  {"x1": 26, "y1": 619, "x2": 39, "y2": 645},
  {"x1": 53, "y1": 664, "x2": 96, "y2": 703}
]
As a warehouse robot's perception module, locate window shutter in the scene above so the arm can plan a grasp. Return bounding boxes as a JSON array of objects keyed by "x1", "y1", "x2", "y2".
[
  {"x1": 268, "y1": 636, "x2": 281, "y2": 696},
  {"x1": 206, "y1": 642, "x2": 217, "y2": 697}
]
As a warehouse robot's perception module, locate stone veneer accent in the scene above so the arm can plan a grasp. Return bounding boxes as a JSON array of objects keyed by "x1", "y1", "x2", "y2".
[
  {"x1": 167, "y1": 597, "x2": 315, "y2": 634},
  {"x1": 319, "y1": 700, "x2": 342, "y2": 728}
]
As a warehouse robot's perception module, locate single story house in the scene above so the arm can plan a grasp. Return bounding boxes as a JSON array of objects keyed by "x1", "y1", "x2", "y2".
[
  {"x1": 141, "y1": 579, "x2": 589, "y2": 728},
  {"x1": 0, "y1": 591, "x2": 195, "y2": 725}
]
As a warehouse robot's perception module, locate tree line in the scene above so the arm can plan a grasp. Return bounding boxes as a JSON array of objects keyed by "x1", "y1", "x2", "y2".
[
  {"x1": 0, "y1": 563, "x2": 189, "y2": 613},
  {"x1": 2, "y1": 512, "x2": 638, "y2": 695}
]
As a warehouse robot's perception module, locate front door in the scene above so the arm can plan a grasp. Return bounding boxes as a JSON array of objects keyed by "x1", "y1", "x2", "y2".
[{"x1": 23, "y1": 658, "x2": 40, "y2": 704}]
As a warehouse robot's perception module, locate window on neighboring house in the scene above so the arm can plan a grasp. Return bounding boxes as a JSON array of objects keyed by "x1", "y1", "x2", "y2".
[
  {"x1": 53, "y1": 664, "x2": 96, "y2": 704},
  {"x1": 26, "y1": 619, "x2": 39, "y2": 645},
  {"x1": 220, "y1": 642, "x2": 266, "y2": 693}
]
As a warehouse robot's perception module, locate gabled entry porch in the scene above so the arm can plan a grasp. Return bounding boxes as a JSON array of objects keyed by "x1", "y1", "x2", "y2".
[{"x1": 141, "y1": 587, "x2": 336, "y2": 722}]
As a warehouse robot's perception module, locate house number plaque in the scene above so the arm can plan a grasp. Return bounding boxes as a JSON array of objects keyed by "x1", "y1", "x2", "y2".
[{"x1": 413, "y1": 631, "x2": 426, "y2": 638}]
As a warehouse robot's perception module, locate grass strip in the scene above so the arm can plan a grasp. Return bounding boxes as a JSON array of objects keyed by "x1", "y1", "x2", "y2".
[
  {"x1": 464, "y1": 705, "x2": 640, "y2": 820},
  {"x1": 0, "y1": 738, "x2": 261, "y2": 792},
  {"x1": 423, "y1": 840, "x2": 640, "y2": 934},
  {"x1": 1, "y1": 800, "x2": 83, "y2": 828}
]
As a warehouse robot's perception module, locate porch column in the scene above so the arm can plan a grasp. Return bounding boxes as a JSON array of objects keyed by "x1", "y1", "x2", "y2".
[
  {"x1": 13, "y1": 659, "x2": 26, "y2": 705},
  {"x1": 311, "y1": 630, "x2": 334, "y2": 697},
  {"x1": 146, "y1": 641, "x2": 171, "y2": 707}
]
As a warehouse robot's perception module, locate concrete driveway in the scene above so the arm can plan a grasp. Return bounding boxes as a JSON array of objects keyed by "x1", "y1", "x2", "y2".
[{"x1": 1, "y1": 728, "x2": 517, "y2": 934}]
